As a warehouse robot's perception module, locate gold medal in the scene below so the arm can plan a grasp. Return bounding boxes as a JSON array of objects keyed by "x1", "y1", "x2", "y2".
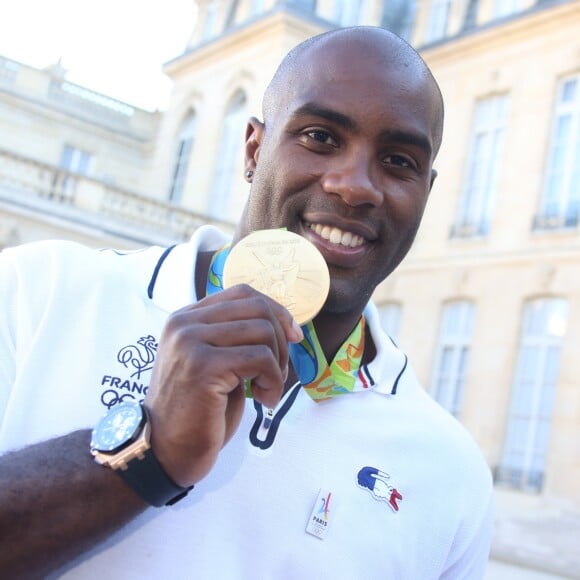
[{"x1": 223, "y1": 229, "x2": 330, "y2": 325}]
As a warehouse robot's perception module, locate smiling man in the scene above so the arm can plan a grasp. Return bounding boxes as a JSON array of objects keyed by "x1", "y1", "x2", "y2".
[{"x1": 0, "y1": 27, "x2": 493, "y2": 579}]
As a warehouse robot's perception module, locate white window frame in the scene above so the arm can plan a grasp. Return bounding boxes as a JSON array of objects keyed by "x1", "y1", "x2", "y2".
[
  {"x1": 333, "y1": 0, "x2": 366, "y2": 26},
  {"x1": 381, "y1": 0, "x2": 416, "y2": 41},
  {"x1": 430, "y1": 300, "x2": 475, "y2": 418},
  {"x1": 497, "y1": 298, "x2": 568, "y2": 492},
  {"x1": 203, "y1": 0, "x2": 221, "y2": 40},
  {"x1": 493, "y1": 0, "x2": 524, "y2": 18},
  {"x1": 249, "y1": 0, "x2": 265, "y2": 17},
  {"x1": 536, "y1": 74, "x2": 580, "y2": 229},
  {"x1": 169, "y1": 112, "x2": 196, "y2": 204},
  {"x1": 60, "y1": 144, "x2": 92, "y2": 175},
  {"x1": 55, "y1": 144, "x2": 93, "y2": 199},
  {"x1": 452, "y1": 94, "x2": 509, "y2": 238},
  {"x1": 209, "y1": 91, "x2": 247, "y2": 218},
  {"x1": 424, "y1": 0, "x2": 452, "y2": 43}
]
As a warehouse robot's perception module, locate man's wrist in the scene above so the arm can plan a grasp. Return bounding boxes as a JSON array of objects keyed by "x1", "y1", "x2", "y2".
[{"x1": 90, "y1": 402, "x2": 193, "y2": 507}]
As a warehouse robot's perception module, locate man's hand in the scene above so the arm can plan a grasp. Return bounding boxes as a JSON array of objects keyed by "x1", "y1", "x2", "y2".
[{"x1": 145, "y1": 284, "x2": 303, "y2": 488}]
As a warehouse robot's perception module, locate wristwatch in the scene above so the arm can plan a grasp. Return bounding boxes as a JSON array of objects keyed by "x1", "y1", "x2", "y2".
[{"x1": 90, "y1": 401, "x2": 192, "y2": 507}]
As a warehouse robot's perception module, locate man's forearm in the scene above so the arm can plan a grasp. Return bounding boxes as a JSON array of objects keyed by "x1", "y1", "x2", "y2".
[{"x1": 0, "y1": 429, "x2": 147, "y2": 578}]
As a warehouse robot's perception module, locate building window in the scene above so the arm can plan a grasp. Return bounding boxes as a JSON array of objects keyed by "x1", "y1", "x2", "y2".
[
  {"x1": 377, "y1": 302, "x2": 402, "y2": 343},
  {"x1": 333, "y1": 0, "x2": 366, "y2": 26},
  {"x1": 534, "y1": 74, "x2": 580, "y2": 231},
  {"x1": 287, "y1": 0, "x2": 317, "y2": 12},
  {"x1": 496, "y1": 298, "x2": 568, "y2": 492},
  {"x1": 169, "y1": 112, "x2": 196, "y2": 204},
  {"x1": 59, "y1": 145, "x2": 92, "y2": 175},
  {"x1": 53, "y1": 144, "x2": 93, "y2": 199},
  {"x1": 424, "y1": 0, "x2": 452, "y2": 43},
  {"x1": 203, "y1": 0, "x2": 221, "y2": 40},
  {"x1": 209, "y1": 91, "x2": 247, "y2": 218},
  {"x1": 492, "y1": 0, "x2": 523, "y2": 19},
  {"x1": 430, "y1": 300, "x2": 475, "y2": 418},
  {"x1": 0, "y1": 57, "x2": 19, "y2": 85},
  {"x1": 381, "y1": 0, "x2": 416, "y2": 41},
  {"x1": 248, "y1": 0, "x2": 267, "y2": 17},
  {"x1": 451, "y1": 94, "x2": 509, "y2": 238}
]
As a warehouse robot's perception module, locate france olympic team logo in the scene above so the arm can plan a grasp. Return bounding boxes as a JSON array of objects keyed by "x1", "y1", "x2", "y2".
[{"x1": 357, "y1": 466, "x2": 403, "y2": 512}]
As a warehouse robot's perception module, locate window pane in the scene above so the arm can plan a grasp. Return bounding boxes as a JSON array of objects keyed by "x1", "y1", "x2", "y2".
[
  {"x1": 453, "y1": 95, "x2": 509, "y2": 237},
  {"x1": 562, "y1": 78, "x2": 577, "y2": 103},
  {"x1": 425, "y1": 0, "x2": 451, "y2": 43},
  {"x1": 538, "y1": 74, "x2": 580, "y2": 226},
  {"x1": 59, "y1": 145, "x2": 74, "y2": 169},
  {"x1": 381, "y1": 0, "x2": 416, "y2": 40},
  {"x1": 493, "y1": 0, "x2": 523, "y2": 18},
  {"x1": 334, "y1": 0, "x2": 364, "y2": 26},
  {"x1": 209, "y1": 92, "x2": 247, "y2": 218},
  {"x1": 498, "y1": 298, "x2": 568, "y2": 492},
  {"x1": 430, "y1": 301, "x2": 475, "y2": 417},
  {"x1": 59, "y1": 145, "x2": 92, "y2": 175},
  {"x1": 203, "y1": 0, "x2": 221, "y2": 40},
  {"x1": 169, "y1": 113, "x2": 196, "y2": 204}
]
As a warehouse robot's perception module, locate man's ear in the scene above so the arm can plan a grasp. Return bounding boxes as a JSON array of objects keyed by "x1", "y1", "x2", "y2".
[
  {"x1": 429, "y1": 168, "x2": 438, "y2": 192},
  {"x1": 245, "y1": 116, "x2": 265, "y2": 171}
]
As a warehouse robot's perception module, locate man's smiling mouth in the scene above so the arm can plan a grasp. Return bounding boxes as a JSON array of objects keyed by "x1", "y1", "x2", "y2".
[{"x1": 307, "y1": 223, "x2": 365, "y2": 248}]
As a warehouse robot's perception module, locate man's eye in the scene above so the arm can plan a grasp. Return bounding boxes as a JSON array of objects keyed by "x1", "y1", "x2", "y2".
[
  {"x1": 306, "y1": 130, "x2": 336, "y2": 146},
  {"x1": 384, "y1": 154, "x2": 414, "y2": 168}
]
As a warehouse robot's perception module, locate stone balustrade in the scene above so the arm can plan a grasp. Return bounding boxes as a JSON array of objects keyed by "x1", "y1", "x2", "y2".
[{"x1": 0, "y1": 147, "x2": 234, "y2": 245}]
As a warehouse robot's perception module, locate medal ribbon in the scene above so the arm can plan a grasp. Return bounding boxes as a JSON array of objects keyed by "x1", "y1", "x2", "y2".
[{"x1": 206, "y1": 244, "x2": 366, "y2": 402}]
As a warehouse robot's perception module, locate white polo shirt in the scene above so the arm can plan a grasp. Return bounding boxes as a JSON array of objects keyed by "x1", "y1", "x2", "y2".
[{"x1": 0, "y1": 226, "x2": 494, "y2": 579}]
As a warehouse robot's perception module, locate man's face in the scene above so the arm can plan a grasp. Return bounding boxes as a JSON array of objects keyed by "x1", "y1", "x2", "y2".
[{"x1": 241, "y1": 38, "x2": 439, "y2": 316}]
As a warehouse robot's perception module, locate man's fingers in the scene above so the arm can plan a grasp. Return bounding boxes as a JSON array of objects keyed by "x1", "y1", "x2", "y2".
[
  {"x1": 170, "y1": 288, "x2": 301, "y2": 372},
  {"x1": 217, "y1": 344, "x2": 285, "y2": 407},
  {"x1": 192, "y1": 285, "x2": 304, "y2": 343}
]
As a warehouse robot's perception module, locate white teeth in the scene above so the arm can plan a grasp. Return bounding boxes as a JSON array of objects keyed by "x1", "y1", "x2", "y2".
[
  {"x1": 309, "y1": 223, "x2": 364, "y2": 248},
  {"x1": 330, "y1": 229, "x2": 341, "y2": 244}
]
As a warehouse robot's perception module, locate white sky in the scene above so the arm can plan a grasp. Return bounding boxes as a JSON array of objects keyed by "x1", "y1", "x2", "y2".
[{"x1": 0, "y1": 0, "x2": 196, "y2": 111}]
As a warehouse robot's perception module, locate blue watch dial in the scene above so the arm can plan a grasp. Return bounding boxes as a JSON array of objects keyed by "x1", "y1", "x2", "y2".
[{"x1": 91, "y1": 402, "x2": 144, "y2": 452}]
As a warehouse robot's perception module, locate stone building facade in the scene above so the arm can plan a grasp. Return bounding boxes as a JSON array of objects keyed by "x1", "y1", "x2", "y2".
[{"x1": 1, "y1": 0, "x2": 579, "y2": 576}]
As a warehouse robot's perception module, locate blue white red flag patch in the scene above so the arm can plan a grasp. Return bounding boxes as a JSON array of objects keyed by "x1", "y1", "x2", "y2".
[{"x1": 356, "y1": 466, "x2": 403, "y2": 512}]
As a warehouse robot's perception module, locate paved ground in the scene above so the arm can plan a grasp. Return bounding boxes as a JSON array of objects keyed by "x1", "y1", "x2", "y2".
[
  {"x1": 486, "y1": 560, "x2": 569, "y2": 579},
  {"x1": 489, "y1": 490, "x2": 580, "y2": 579}
]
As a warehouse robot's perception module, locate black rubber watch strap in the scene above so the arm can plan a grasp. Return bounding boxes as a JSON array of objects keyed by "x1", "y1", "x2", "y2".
[{"x1": 117, "y1": 448, "x2": 193, "y2": 507}]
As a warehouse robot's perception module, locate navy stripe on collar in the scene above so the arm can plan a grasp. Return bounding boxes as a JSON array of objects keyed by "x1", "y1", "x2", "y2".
[
  {"x1": 391, "y1": 354, "x2": 408, "y2": 395},
  {"x1": 249, "y1": 382, "x2": 302, "y2": 450},
  {"x1": 147, "y1": 245, "x2": 176, "y2": 300}
]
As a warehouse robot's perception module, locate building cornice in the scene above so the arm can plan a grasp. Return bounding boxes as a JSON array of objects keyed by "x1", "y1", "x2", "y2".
[
  {"x1": 163, "y1": 10, "x2": 326, "y2": 79},
  {"x1": 420, "y1": 0, "x2": 580, "y2": 63}
]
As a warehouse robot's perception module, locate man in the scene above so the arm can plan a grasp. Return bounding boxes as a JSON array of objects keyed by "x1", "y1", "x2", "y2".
[{"x1": 0, "y1": 27, "x2": 493, "y2": 578}]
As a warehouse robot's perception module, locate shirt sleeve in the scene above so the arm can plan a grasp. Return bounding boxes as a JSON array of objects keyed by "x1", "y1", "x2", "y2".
[{"x1": 439, "y1": 488, "x2": 495, "y2": 580}]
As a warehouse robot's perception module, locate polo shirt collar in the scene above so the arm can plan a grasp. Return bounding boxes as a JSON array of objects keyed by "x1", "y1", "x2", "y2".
[{"x1": 148, "y1": 225, "x2": 407, "y2": 397}]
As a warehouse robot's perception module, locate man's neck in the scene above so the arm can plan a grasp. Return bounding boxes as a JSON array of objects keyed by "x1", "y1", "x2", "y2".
[{"x1": 311, "y1": 309, "x2": 376, "y2": 366}]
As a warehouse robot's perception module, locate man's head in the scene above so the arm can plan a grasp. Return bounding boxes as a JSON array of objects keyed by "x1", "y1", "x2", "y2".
[{"x1": 235, "y1": 26, "x2": 444, "y2": 318}]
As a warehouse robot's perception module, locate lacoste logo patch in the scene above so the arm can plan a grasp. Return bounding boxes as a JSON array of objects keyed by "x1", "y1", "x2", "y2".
[{"x1": 356, "y1": 466, "x2": 403, "y2": 512}]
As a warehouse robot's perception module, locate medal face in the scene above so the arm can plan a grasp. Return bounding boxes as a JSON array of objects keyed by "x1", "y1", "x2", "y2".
[{"x1": 223, "y1": 229, "x2": 330, "y2": 325}]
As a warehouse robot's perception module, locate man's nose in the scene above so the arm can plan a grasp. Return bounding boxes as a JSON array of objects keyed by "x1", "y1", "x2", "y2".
[{"x1": 321, "y1": 150, "x2": 383, "y2": 207}]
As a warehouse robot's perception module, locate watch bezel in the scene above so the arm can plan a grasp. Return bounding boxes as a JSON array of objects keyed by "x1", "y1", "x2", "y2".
[{"x1": 90, "y1": 401, "x2": 146, "y2": 454}]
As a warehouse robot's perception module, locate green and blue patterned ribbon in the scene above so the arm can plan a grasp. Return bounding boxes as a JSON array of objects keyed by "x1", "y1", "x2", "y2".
[{"x1": 206, "y1": 244, "x2": 365, "y2": 402}]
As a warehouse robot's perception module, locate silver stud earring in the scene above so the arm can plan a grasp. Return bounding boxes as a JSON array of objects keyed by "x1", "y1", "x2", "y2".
[{"x1": 245, "y1": 169, "x2": 254, "y2": 179}]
